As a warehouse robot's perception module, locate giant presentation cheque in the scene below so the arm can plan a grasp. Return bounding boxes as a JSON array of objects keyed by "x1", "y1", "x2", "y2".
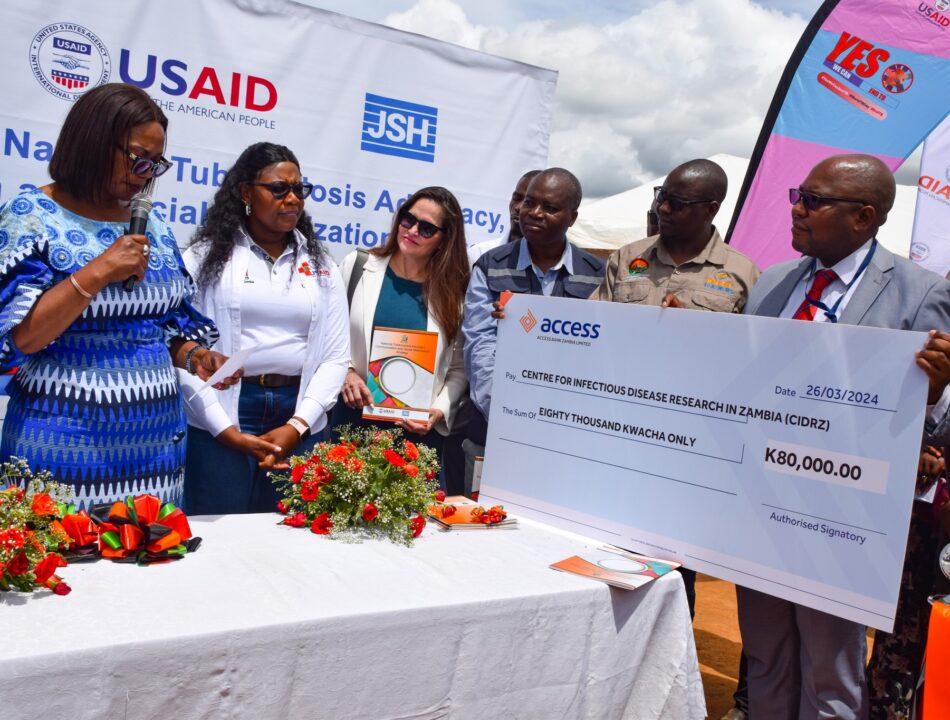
[{"x1": 481, "y1": 294, "x2": 930, "y2": 631}]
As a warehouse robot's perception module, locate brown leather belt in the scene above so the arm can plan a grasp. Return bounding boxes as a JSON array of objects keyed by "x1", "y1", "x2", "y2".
[{"x1": 243, "y1": 373, "x2": 301, "y2": 388}]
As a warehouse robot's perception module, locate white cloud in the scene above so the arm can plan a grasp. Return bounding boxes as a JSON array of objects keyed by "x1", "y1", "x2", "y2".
[{"x1": 384, "y1": 0, "x2": 807, "y2": 199}]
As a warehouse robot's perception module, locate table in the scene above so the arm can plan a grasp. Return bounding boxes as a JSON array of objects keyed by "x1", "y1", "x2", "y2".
[{"x1": 0, "y1": 514, "x2": 705, "y2": 720}]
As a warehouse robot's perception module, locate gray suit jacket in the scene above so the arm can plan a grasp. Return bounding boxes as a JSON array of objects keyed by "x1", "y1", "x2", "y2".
[{"x1": 745, "y1": 243, "x2": 950, "y2": 441}]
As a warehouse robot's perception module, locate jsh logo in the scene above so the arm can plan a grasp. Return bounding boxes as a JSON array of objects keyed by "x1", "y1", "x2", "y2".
[
  {"x1": 361, "y1": 93, "x2": 438, "y2": 163},
  {"x1": 30, "y1": 23, "x2": 111, "y2": 101}
]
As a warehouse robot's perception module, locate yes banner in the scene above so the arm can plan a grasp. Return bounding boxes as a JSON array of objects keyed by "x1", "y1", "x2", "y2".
[
  {"x1": 0, "y1": 0, "x2": 556, "y2": 260},
  {"x1": 727, "y1": 0, "x2": 950, "y2": 268}
]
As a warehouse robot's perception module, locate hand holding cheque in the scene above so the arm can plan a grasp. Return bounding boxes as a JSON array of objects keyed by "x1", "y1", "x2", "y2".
[{"x1": 481, "y1": 293, "x2": 936, "y2": 630}]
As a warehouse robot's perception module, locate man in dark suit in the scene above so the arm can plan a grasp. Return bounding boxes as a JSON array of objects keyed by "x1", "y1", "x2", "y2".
[{"x1": 738, "y1": 153, "x2": 950, "y2": 719}]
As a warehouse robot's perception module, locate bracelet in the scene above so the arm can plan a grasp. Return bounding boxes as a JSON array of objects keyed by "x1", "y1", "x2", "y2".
[
  {"x1": 286, "y1": 417, "x2": 310, "y2": 439},
  {"x1": 69, "y1": 273, "x2": 94, "y2": 299},
  {"x1": 184, "y1": 344, "x2": 203, "y2": 375}
]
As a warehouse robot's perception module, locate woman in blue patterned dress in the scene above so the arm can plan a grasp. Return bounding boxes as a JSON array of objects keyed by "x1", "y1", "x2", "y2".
[{"x1": 0, "y1": 83, "x2": 233, "y2": 510}]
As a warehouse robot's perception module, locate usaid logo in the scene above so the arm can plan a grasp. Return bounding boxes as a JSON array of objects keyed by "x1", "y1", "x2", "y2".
[
  {"x1": 361, "y1": 93, "x2": 438, "y2": 163},
  {"x1": 30, "y1": 23, "x2": 111, "y2": 101},
  {"x1": 910, "y1": 242, "x2": 930, "y2": 262},
  {"x1": 918, "y1": 1, "x2": 950, "y2": 27}
]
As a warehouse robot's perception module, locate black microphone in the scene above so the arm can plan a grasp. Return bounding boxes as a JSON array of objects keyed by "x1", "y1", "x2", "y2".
[{"x1": 123, "y1": 190, "x2": 153, "y2": 292}]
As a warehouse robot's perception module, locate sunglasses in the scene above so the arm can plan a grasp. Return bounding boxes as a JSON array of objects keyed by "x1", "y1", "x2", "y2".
[
  {"x1": 399, "y1": 211, "x2": 444, "y2": 239},
  {"x1": 119, "y1": 147, "x2": 172, "y2": 178},
  {"x1": 653, "y1": 187, "x2": 715, "y2": 212},
  {"x1": 246, "y1": 181, "x2": 314, "y2": 200},
  {"x1": 789, "y1": 188, "x2": 868, "y2": 211}
]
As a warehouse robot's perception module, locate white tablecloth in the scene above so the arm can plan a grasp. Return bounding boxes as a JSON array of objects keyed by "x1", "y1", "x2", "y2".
[{"x1": 0, "y1": 514, "x2": 704, "y2": 720}]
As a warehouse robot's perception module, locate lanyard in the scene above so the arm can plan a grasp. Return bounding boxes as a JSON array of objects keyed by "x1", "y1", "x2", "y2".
[{"x1": 804, "y1": 239, "x2": 877, "y2": 323}]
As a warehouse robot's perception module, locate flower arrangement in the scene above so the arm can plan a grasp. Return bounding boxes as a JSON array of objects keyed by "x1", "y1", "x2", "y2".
[
  {"x1": 427, "y1": 493, "x2": 510, "y2": 526},
  {"x1": 273, "y1": 426, "x2": 439, "y2": 545},
  {"x1": 0, "y1": 458, "x2": 71, "y2": 595}
]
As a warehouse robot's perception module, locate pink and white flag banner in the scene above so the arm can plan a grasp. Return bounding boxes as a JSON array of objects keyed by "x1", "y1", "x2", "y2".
[
  {"x1": 727, "y1": 0, "x2": 950, "y2": 269},
  {"x1": 910, "y1": 114, "x2": 950, "y2": 277}
]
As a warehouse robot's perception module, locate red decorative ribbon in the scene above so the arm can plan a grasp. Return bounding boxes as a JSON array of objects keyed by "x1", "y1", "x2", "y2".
[{"x1": 90, "y1": 494, "x2": 200, "y2": 565}]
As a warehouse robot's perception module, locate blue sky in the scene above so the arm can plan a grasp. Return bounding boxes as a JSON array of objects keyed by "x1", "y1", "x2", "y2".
[
  {"x1": 310, "y1": 1, "x2": 824, "y2": 25},
  {"x1": 300, "y1": 1, "x2": 917, "y2": 197}
]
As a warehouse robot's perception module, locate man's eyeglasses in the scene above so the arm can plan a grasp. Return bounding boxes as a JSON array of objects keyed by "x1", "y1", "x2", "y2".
[
  {"x1": 399, "y1": 211, "x2": 444, "y2": 239},
  {"x1": 789, "y1": 188, "x2": 868, "y2": 212},
  {"x1": 246, "y1": 181, "x2": 314, "y2": 200},
  {"x1": 653, "y1": 187, "x2": 715, "y2": 212},
  {"x1": 119, "y1": 147, "x2": 172, "y2": 178}
]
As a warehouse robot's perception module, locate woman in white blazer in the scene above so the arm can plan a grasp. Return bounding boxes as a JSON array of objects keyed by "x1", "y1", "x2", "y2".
[
  {"x1": 332, "y1": 186, "x2": 470, "y2": 460},
  {"x1": 179, "y1": 143, "x2": 349, "y2": 514}
]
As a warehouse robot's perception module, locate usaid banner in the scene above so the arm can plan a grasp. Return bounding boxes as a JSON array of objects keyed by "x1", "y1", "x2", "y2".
[
  {"x1": 911, "y1": 114, "x2": 950, "y2": 276},
  {"x1": 727, "y1": 0, "x2": 950, "y2": 268},
  {"x1": 1, "y1": 0, "x2": 556, "y2": 260}
]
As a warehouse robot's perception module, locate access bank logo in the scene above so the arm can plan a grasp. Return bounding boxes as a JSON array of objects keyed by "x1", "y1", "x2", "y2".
[
  {"x1": 361, "y1": 93, "x2": 438, "y2": 163},
  {"x1": 30, "y1": 23, "x2": 111, "y2": 101},
  {"x1": 520, "y1": 309, "x2": 538, "y2": 333},
  {"x1": 519, "y1": 307, "x2": 602, "y2": 343}
]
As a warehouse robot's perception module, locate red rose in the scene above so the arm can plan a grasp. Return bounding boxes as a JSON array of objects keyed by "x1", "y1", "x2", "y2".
[
  {"x1": 410, "y1": 514, "x2": 426, "y2": 538},
  {"x1": 7, "y1": 552, "x2": 29, "y2": 576},
  {"x1": 362, "y1": 503, "x2": 379, "y2": 522},
  {"x1": 488, "y1": 508, "x2": 506, "y2": 524},
  {"x1": 403, "y1": 441, "x2": 420, "y2": 461},
  {"x1": 32, "y1": 554, "x2": 62, "y2": 584},
  {"x1": 276, "y1": 501, "x2": 289, "y2": 515},
  {"x1": 314, "y1": 465, "x2": 334, "y2": 485},
  {"x1": 425, "y1": 469, "x2": 437, "y2": 481},
  {"x1": 52, "y1": 581, "x2": 72, "y2": 596},
  {"x1": 403, "y1": 464, "x2": 418, "y2": 477},
  {"x1": 442, "y1": 505, "x2": 456, "y2": 518},
  {"x1": 327, "y1": 444, "x2": 350, "y2": 462},
  {"x1": 31, "y1": 492, "x2": 58, "y2": 516},
  {"x1": 290, "y1": 464, "x2": 306, "y2": 484},
  {"x1": 347, "y1": 458, "x2": 364, "y2": 473},
  {"x1": 384, "y1": 450, "x2": 406, "y2": 468},
  {"x1": 434, "y1": 490, "x2": 446, "y2": 502},
  {"x1": 311, "y1": 512, "x2": 333, "y2": 535},
  {"x1": 283, "y1": 512, "x2": 307, "y2": 528},
  {"x1": 301, "y1": 481, "x2": 320, "y2": 502}
]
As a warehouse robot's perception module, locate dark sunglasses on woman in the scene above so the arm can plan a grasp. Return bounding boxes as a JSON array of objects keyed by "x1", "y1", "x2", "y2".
[
  {"x1": 119, "y1": 147, "x2": 173, "y2": 178},
  {"x1": 399, "y1": 211, "x2": 444, "y2": 239},
  {"x1": 246, "y1": 181, "x2": 314, "y2": 200}
]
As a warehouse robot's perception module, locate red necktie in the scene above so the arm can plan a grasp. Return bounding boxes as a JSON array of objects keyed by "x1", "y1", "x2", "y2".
[{"x1": 793, "y1": 269, "x2": 838, "y2": 321}]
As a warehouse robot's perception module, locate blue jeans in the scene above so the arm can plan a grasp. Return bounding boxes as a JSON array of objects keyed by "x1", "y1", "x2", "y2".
[{"x1": 184, "y1": 383, "x2": 321, "y2": 514}]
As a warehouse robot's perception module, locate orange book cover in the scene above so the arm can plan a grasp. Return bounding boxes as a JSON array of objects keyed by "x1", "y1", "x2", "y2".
[
  {"x1": 427, "y1": 498, "x2": 517, "y2": 529},
  {"x1": 550, "y1": 548, "x2": 679, "y2": 591},
  {"x1": 363, "y1": 327, "x2": 439, "y2": 423}
]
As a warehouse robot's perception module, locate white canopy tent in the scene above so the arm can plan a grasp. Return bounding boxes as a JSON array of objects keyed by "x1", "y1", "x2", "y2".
[{"x1": 568, "y1": 153, "x2": 918, "y2": 263}]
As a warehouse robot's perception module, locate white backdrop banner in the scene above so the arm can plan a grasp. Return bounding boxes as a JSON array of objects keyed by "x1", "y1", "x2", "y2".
[
  {"x1": 0, "y1": 0, "x2": 556, "y2": 261},
  {"x1": 912, "y1": 114, "x2": 950, "y2": 277}
]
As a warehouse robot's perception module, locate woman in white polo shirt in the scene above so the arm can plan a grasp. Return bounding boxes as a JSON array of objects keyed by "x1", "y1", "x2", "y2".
[{"x1": 179, "y1": 142, "x2": 349, "y2": 514}]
